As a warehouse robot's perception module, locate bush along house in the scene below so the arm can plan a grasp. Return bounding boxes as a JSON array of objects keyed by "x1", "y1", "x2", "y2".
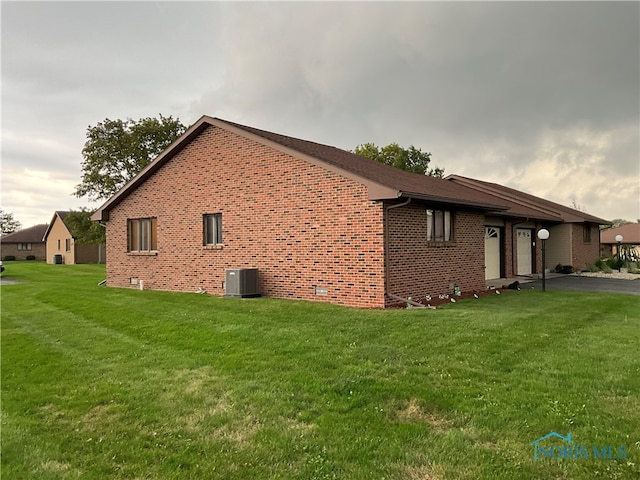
[{"x1": 92, "y1": 116, "x2": 609, "y2": 308}]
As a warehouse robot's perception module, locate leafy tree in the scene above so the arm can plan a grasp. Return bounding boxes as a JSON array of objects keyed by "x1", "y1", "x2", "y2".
[
  {"x1": 353, "y1": 142, "x2": 444, "y2": 177},
  {"x1": 64, "y1": 209, "x2": 106, "y2": 245},
  {"x1": 0, "y1": 210, "x2": 22, "y2": 235},
  {"x1": 74, "y1": 115, "x2": 187, "y2": 201}
]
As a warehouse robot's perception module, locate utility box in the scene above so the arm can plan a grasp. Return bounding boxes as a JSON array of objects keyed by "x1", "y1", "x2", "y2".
[
  {"x1": 224, "y1": 268, "x2": 261, "y2": 298},
  {"x1": 53, "y1": 254, "x2": 64, "y2": 265}
]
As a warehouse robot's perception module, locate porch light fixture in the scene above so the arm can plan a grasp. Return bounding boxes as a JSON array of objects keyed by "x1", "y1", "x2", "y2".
[
  {"x1": 537, "y1": 229, "x2": 550, "y2": 292},
  {"x1": 615, "y1": 234, "x2": 623, "y2": 272}
]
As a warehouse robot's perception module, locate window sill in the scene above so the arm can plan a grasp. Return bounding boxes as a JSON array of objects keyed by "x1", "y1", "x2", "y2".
[
  {"x1": 204, "y1": 244, "x2": 224, "y2": 250},
  {"x1": 127, "y1": 251, "x2": 158, "y2": 256},
  {"x1": 426, "y1": 241, "x2": 457, "y2": 247}
]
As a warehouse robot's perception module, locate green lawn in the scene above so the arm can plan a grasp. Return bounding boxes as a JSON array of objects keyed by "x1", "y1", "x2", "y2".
[{"x1": 1, "y1": 262, "x2": 639, "y2": 479}]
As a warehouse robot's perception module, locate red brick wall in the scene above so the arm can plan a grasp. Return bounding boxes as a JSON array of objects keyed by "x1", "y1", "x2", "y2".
[
  {"x1": 1, "y1": 243, "x2": 46, "y2": 260},
  {"x1": 385, "y1": 204, "x2": 486, "y2": 304},
  {"x1": 503, "y1": 221, "x2": 515, "y2": 279},
  {"x1": 105, "y1": 125, "x2": 386, "y2": 308},
  {"x1": 571, "y1": 223, "x2": 600, "y2": 271}
]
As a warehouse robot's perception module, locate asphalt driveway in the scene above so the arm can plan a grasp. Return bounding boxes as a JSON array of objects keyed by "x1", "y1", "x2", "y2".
[{"x1": 527, "y1": 275, "x2": 640, "y2": 295}]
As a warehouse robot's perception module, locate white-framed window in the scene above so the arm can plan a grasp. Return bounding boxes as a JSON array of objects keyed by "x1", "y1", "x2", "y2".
[
  {"x1": 127, "y1": 218, "x2": 157, "y2": 252},
  {"x1": 426, "y1": 209, "x2": 453, "y2": 242},
  {"x1": 17, "y1": 243, "x2": 32, "y2": 251},
  {"x1": 65, "y1": 239, "x2": 71, "y2": 251},
  {"x1": 203, "y1": 214, "x2": 223, "y2": 245}
]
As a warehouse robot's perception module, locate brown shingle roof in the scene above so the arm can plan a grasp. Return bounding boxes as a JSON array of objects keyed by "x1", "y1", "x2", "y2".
[
  {"x1": 446, "y1": 175, "x2": 610, "y2": 224},
  {"x1": 0, "y1": 224, "x2": 48, "y2": 243},
  {"x1": 218, "y1": 119, "x2": 509, "y2": 210},
  {"x1": 601, "y1": 223, "x2": 640, "y2": 244}
]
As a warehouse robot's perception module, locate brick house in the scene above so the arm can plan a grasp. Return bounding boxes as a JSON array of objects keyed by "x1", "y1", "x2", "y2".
[
  {"x1": 92, "y1": 116, "x2": 609, "y2": 308},
  {"x1": 43, "y1": 211, "x2": 105, "y2": 264},
  {"x1": 0, "y1": 224, "x2": 48, "y2": 260}
]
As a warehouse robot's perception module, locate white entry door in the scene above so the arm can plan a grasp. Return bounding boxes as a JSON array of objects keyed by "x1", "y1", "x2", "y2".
[
  {"x1": 485, "y1": 227, "x2": 501, "y2": 280},
  {"x1": 517, "y1": 229, "x2": 533, "y2": 275}
]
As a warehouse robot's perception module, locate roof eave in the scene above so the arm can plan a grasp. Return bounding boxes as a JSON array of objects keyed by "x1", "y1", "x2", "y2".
[
  {"x1": 396, "y1": 191, "x2": 509, "y2": 211},
  {"x1": 447, "y1": 175, "x2": 610, "y2": 225}
]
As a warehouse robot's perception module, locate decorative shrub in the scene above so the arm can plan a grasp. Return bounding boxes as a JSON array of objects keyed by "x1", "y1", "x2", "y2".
[
  {"x1": 626, "y1": 262, "x2": 640, "y2": 274},
  {"x1": 3, "y1": 255, "x2": 16, "y2": 261},
  {"x1": 26, "y1": 255, "x2": 36, "y2": 261},
  {"x1": 606, "y1": 257, "x2": 622, "y2": 270}
]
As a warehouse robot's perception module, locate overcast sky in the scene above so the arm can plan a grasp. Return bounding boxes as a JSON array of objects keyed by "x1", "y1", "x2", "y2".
[{"x1": 2, "y1": 1, "x2": 639, "y2": 228}]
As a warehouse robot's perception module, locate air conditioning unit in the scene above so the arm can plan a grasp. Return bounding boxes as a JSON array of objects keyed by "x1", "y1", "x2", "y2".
[{"x1": 224, "y1": 268, "x2": 261, "y2": 298}]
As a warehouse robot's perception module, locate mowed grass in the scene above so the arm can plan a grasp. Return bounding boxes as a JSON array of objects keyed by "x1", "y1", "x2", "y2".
[{"x1": 1, "y1": 262, "x2": 639, "y2": 479}]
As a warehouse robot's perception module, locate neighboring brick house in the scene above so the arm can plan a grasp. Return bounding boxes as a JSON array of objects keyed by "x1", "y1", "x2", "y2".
[
  {"x1": 92, "y1": 116, "x2": 610, "y2": 308},
  {"x1": 0, "y1": 224, "x2": 48, "y2": 260},
  {"x1": 600, "y1": 223, "x2": 640, "y2": 259},
  {"x1": 43, "y1": 211, "x2": 105, "y2": 265},
  {"x1": 446, "y1": 175, "x2": 609, "y2": 277}
]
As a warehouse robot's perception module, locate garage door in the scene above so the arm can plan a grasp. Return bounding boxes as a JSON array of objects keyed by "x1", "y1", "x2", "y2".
[
  {"x1": 485, "y1": 227, "x2": 501, "y2": 280},
  {"x1": 517, "y1": 229, "x2": 533, "y2": 275}
]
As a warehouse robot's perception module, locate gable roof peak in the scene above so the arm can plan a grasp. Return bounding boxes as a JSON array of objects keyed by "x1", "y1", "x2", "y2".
[{"x1": 43, "y1": 211, "x2": 72, "y2": 241}]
